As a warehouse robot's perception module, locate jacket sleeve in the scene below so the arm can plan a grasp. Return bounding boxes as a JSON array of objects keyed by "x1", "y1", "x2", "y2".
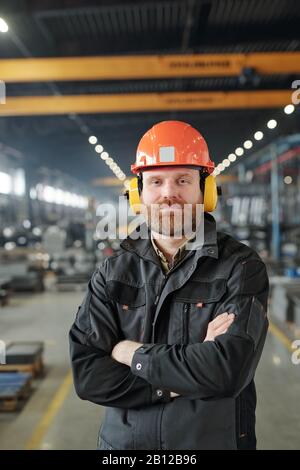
[
  {"x1": 69, "y1": 260, "x2": 171, "y2": 408},
  {"x1": 130, "y1": 256, "x2": 269, "y2": 399}
]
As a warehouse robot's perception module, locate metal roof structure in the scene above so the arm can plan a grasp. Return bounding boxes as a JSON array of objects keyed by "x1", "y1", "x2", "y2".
[{"x1": 0, "y1": 0, "x2": 299, "y2": 196}]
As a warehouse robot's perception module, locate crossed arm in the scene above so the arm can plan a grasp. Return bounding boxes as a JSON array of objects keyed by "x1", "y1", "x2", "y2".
[
  {"x1": 111, "y1": 313, "x2": 235, "y2": 397},
  {"x1": 69, "y1": 257, "x2": 268, "y2": 407}
]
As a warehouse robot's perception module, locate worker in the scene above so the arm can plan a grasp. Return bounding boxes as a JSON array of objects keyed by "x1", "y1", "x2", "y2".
[{"x1": 69, "y1": 120, "x2": 269, "y2": 450}]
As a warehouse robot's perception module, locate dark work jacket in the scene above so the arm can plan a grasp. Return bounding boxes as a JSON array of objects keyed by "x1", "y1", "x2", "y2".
[{"x1": 69, "y1": 214, "x2": 269, "y2": 450}]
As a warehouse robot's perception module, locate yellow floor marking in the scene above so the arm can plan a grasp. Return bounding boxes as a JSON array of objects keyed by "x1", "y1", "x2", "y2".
[
  {"x1": 269, "y1": 320, "x2": 294, "y2": 353},
  {"x1": 25, "y1": 370, "x2": 73, "y2": 450}
]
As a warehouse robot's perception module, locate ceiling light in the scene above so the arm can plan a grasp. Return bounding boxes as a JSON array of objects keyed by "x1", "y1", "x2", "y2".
[
  {"x1": 267, "y1": 119, "x2": 277, "y2": 129},
  {"x1": 235, "y1": 147, "x2": 244, "y2": 156},
  {"x1": 100, "y1": 151, "x2": 109, "y2": 160},
  {"x1": 243, "y1": 140, "x2": 253, "y2": 149},
  {"x1": 284, "y1": 104, "x2": 295, "y2": 115},
  {"x1": 95, "y1": 145, "x2": 104, "y2": 154},
  {"x1": 284, "y1": 176, "x2": 292, "y2": 184},
  {"x1": 222, "y1": 159, "x2": 230, "y2": 167},
  {"x1": 254, "y1": 131, "x2": 264, "y2": 141},
  {"x1": 89, "y1": 136, "x2": 97, "y2": 144},
  {"x1": 0, "y1": 18, "x2": 8, "y2": 33},
  {"x1": 228, "y1": 153, "x2": 237, "y2": 162}
]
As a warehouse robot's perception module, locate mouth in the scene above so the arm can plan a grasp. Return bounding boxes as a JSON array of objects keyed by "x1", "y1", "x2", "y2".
[{"x1": 159, "y1": 203, "x2": 183, "y2": 212}]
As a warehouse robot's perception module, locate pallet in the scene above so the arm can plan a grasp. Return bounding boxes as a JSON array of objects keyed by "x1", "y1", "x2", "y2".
[
  {"x1": 0, "y1": 357, "x2": 44, "y2": 378},
  {"x1": 0, "y1": 372, "x2": 32, "y2": 412},
  {"x1": 0, "y1": 342, "x2": 45, "y2": 378}
]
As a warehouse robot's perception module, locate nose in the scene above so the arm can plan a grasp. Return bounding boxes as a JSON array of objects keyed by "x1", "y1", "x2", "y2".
[{"x1": 160, "y1": 179, "x2": 179, "y2": 199}]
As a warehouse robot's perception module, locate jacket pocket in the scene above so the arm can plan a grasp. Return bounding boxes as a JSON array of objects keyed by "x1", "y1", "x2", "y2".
[
  {"x1": 106, "y1": 280, "x2": 146, "y2": 341},
  {"x1": 172, "y1": 279, "x2": 227, "y2": 343},
  {"x1": 106, "y1": 280, "x2": 146, "y2": 307},
  {"x1": 173, "y1": 278, "x2": 227, "y2": 304}
]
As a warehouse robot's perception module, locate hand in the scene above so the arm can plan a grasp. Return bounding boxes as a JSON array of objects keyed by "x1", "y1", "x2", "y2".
[
  {"x1": 204, "y1": 312, "x2": 235, "y2": 342},
  {"x1": 170, "y1": 313, "x2": 235, "y2": 398},
  {"x1": 111, "y1": 340, "x2": 143, "y2": 366}
]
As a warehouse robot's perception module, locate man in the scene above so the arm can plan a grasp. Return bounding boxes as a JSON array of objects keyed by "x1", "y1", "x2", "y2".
[{"x1": 69, "y1": 120, "x2": 269, "y2": 450}]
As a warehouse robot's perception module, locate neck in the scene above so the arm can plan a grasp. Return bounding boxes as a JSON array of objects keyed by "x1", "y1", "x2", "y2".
[{"x1": 151, "y1": 231, "x2": 187, "y2": 262}]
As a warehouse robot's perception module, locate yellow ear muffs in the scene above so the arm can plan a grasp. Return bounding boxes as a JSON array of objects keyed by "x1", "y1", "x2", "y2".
[
  {"x1": 128, "y1": 177, "x2": 141, "y2": 214},
  {"x1": 203, "y1": 174, "x2": 218, "y2": 212},
  {"x1": 127, "y1": 173, "x2": 218, "y2": 214}
]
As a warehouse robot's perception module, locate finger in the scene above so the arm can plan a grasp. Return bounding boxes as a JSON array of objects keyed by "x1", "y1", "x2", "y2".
[
  {"x1": 209, "y1": 312, "x2": 229, "y2": 326},
  {"x1": 213, "y1": 319, "x2": 234, "y2": 336},
  {"x1": 213, "y1": 312, "x2": 235, "y2": 325},
  {"x1": 210, "y1": 313, "x2": 233, "y2": 328},
  {"x1": 213, "y1": 316, "x2": 234, "y2": 331}
]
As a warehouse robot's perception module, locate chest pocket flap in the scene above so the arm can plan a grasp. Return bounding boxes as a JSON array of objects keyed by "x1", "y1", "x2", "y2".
[
  {"x1": 173, "y1": 278, "x2": 227, "y2": 303},
  {"x1": 106, "y1": 280, "x2": 146, "y2": 307}
]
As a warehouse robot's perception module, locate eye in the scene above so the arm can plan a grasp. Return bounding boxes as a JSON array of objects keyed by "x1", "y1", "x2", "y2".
[
  {"x1": 178, "y1": 178, "x2": 190, "y2": 184},
  {"x1": 151, "y1": 179, "x2": 161, "y2": 185}
]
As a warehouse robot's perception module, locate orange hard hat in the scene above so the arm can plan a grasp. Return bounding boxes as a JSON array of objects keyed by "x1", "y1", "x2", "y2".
[{"x1": 131, "y1": 120, "x2": 215, "y2": 174}]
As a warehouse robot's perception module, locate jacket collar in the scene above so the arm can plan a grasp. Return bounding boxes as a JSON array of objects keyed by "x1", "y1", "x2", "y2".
[{"x1": 120, "y1": 212, "x2": 218, "y2": 264}]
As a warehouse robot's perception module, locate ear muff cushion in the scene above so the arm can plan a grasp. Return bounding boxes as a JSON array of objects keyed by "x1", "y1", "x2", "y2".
[
  {"x1": 128, "y1": 177, "x2": 141, "y2": 213},
  {"x1": 203, "y1": 174, "x2": 218, "y2": 212}
]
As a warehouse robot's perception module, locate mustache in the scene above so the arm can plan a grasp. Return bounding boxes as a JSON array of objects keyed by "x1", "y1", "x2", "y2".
[{"x1": 154, "y1": 199, "x2": 186, "y2": 208}]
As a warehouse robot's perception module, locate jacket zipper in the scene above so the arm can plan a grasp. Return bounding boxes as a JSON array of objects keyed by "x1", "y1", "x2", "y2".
[
  {"x1": 182, "y1": 303, "x2": 190, "y2": 344},
  {"x1": 153, "y1": 254, "x2": 195, "y2": 339},
  {"x1": 154, "y1": 250, "x2": 194, "y2": 307}
]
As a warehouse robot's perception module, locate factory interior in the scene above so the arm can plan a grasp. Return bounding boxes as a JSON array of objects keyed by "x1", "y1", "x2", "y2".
[{"x1": 0, "y1": 0, "x2": 300, "y2": 452}]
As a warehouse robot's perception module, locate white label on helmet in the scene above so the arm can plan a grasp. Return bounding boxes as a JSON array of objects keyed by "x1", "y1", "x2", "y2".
[{"x1": 159, "y1": 146, "x2": 175, "y2": 163}]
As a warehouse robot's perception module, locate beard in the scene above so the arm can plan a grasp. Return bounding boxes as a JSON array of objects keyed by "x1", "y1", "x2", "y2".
[{"x1": 142, "y1": 200, "x2": 202, "y2": 239}]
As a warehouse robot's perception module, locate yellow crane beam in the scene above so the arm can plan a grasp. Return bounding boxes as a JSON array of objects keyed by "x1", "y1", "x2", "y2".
[
  {"x1": 0, "y1": 90, "x2": 292, "y2": 116},
  {"x1": 1, "y1": 52, "x2": 300, "y2": 82}
]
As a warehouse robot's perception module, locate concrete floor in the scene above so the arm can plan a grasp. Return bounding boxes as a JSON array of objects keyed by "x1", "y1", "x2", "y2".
[{"x1": 0, "y1": 290, "x2": 299, "y2": 450}]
